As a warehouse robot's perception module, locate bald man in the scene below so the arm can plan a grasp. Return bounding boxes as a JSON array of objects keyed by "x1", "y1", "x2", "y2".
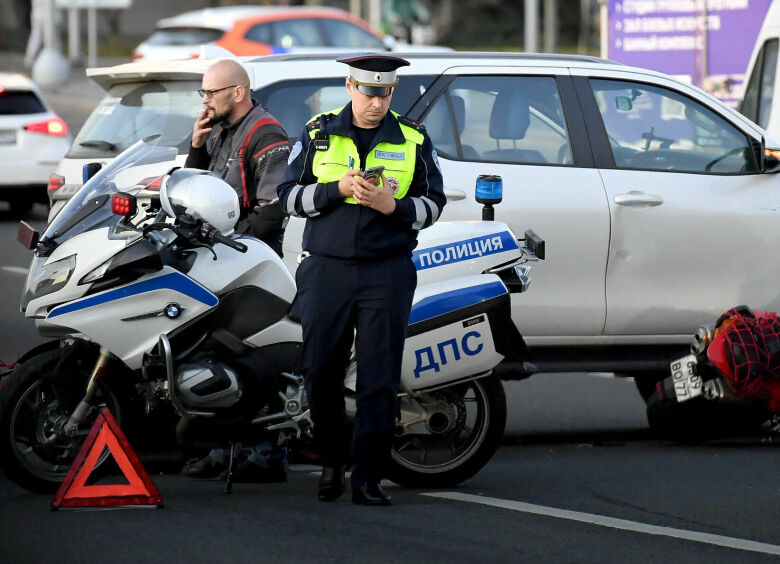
[
  {"x1": 185, "y1": 59, "x2": 291, "y2": 256},
  {"x1": 181, "y1": 59, "x2": 290, "y2": 483}
]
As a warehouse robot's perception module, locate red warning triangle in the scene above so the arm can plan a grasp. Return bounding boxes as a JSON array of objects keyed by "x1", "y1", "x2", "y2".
[{"x1": 52, "y1": 407, "x2": 163, "y2": 510}]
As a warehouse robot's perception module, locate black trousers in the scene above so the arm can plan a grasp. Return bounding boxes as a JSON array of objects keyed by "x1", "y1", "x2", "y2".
[{"x1": 294, "y1": 254, "x2": 416, "y2": 485}]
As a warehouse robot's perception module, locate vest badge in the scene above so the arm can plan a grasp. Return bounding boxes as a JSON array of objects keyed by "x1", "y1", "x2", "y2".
[
  {"x1": 375, "y1": 150, "x2": 405, "y2": 161},
  {"x1": 386, "y1": 176, "x2": 400, "y2": 194}
]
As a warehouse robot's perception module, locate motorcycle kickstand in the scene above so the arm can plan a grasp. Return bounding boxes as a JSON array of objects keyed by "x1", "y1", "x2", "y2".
[{"x1": 224, "y1": 441, "x2": 242, "y2": 495}]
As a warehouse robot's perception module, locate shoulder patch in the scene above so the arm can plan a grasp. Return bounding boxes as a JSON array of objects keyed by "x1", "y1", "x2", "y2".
[
  {"x1": 288, "y1": 141, "x2": 302, "y2": 164},
  {"x1": 398, "y1": 115, "x2": 425, "y2": 132}
]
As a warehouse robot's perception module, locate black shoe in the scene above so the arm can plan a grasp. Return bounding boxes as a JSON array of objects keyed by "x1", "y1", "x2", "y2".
[
  {"x1": 181, "y1": 454, "x2": 226, "y2": 480},
  {"x1": 231, "y1": 460, "x2": 287, "y2": 483},
  {"x1": 318, "y1": 465, "x2": 346, "y2": 502},
  {"x1": 352, "y1": 481, "x2": 392, "y2": 506}
]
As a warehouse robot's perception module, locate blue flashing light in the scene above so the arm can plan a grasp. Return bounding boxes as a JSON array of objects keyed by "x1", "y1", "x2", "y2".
[{"x1": 475, "y1": 175, "x2": 502, "y2": 204}]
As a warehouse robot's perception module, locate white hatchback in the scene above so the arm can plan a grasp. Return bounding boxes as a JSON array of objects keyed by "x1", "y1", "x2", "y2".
[
  {"x1": 48, "y1": 52, "x2": 780, "y2": 403},
  {"x1": 0, "y1": 73, "x2": 72, "y2": 215}
]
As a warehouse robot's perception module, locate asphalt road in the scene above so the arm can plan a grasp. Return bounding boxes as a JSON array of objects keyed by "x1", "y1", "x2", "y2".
[{"x1": 1, "y1": 191, "x2": 779, "y2": 564}]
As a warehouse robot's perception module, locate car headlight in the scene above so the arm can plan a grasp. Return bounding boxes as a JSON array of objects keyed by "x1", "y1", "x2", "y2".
[{"x1": 21, "y1": 254, "x2": 76, "y2": 310}]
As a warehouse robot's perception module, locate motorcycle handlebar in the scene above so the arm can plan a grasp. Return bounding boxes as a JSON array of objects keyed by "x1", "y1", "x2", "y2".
[
  {"x1": 199, "y1": 222, "x2": 247, "y2": 253},
  {"x1": 212, "y1": 231, "x2": 248, "y2": 253}
]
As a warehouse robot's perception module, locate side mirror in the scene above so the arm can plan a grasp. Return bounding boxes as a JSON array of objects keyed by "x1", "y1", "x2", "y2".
[
  {"x1": 762, "y1": 137, "x2": 780, "y2": 173},
  {"x1": 82, "y1": 162, "x2": 102, "y2": 183}
]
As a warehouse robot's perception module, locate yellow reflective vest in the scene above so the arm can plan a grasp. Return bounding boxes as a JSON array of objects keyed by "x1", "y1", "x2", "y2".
[{"x1": 307, "y1": 109, "x2": 424, "y2": 204}]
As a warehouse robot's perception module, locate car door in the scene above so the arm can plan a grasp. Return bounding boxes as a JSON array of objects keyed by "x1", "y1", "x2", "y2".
[
  {"x1": 414, "y1": 68, "x2": 611, "y2": 338},
  {"x1": 571, "y1": 67, "x2": 777, "y2": 336}
]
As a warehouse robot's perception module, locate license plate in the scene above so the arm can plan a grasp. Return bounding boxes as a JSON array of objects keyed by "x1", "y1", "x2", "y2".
[
  {"x1": 669, "y1": 354, "x2": 702, "y2": 402},
  {"x1": 0, "y1": 130, "x2": 16, "y2": 145}
]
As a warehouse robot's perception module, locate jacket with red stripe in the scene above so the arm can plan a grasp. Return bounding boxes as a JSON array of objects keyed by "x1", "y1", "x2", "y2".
[{"x1": 185, "y1": 101, "x2": 291, "y2": 216}]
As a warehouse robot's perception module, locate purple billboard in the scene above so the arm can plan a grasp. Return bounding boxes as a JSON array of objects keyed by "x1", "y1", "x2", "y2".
[{"x1": 608, "y1": 0, "x2": 772, "y2": 106}]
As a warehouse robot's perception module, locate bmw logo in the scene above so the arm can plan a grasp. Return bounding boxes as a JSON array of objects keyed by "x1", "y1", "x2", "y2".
[{"x1": 164, "y1": 303, "x2": 182, "y2": 319}]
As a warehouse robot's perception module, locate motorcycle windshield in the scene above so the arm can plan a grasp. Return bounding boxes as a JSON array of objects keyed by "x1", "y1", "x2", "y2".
[{"x1": 42, "y1": 135, "x2": 178, "y2": 245}]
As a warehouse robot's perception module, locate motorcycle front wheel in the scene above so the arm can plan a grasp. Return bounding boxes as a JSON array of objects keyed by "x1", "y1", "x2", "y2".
[
  {"x1": 0, "y1": 348, "x2": 129, "y2": 493},
  {"x1": 388, "y1": 374, "x2": 506, "y2": 488}
]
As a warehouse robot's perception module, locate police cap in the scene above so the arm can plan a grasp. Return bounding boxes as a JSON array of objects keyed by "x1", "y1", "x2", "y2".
[{"x1": 338, "y1": 53, "x2": 410, "y2": 97}]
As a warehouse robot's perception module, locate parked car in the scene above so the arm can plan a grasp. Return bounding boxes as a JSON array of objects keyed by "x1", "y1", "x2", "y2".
[
  {"x1": 130, "y1": 5, "x2": 444, "y2": 61},
  {"x1": 49, "y1": 51, "x2": 780, "y2": 411},
  {"x1": 0, "y1": 72, "x2": 72, "y2": 215}
]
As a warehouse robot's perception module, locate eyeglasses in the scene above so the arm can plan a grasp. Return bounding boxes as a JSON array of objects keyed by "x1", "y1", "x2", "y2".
[{"x1": 197, "y1": 85, "x2": 238, "y2": 98}]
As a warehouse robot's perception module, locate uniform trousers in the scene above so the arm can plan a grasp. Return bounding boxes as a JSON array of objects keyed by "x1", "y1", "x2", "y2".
[{"x1": 294, "y1": 253, "x2": 416, "y2": 486}]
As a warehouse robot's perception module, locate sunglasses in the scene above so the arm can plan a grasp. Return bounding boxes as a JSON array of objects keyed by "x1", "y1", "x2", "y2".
[{"x1": 197, "y1": 85, "x2": 238, "y2": 98}]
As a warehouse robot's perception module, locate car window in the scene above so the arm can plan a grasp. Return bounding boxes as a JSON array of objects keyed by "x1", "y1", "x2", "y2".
[
  {"x1": 273, "y1": 18, "x2": 325, "y2": 48},
  {"x1": 68, "y1": 80, "x2": 202, "y2": 158},
  {"x1": 422, "y1": 75, "x2": 573, "y2": 165},
  {"x1": 245, "y1": 23, "x2": 273, "y2": 44},
  {"x1": 146, "y1": 27, "x2": 223, "y2": 46},
  {"x1": 741, "y1": 38, "x2": 778, "y2": 129},
  {"x1": 256, "y1": 75, "x2": 437, "y2": 139},
  {"x1": 319, "y1": 18, "x2": 385, "y2": 49},
  {"x1": 590, "y1": 79, "x2": 757, "y2": 174},
  {"x1": 0, "y1": 90, "x2": 46, "y2": 114}
]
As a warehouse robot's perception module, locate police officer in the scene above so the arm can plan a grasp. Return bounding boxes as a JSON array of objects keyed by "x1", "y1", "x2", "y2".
[{"x1": 277, "y1": 53, "x2": 446, "y2": 506}]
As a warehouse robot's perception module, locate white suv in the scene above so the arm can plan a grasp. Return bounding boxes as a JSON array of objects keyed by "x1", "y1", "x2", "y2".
[{"x1": 49, "y1": 52, "x2": 780, "y2": 404}]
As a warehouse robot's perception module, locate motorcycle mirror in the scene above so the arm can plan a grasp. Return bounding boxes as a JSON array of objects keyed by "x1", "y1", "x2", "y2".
[
  {"x1": 524, "y1": 229, "x2": 545, "y2": 260},
  {"x1": 82, "y1": 162, "x2": 102, "y2": 183},
  {"x1": 17, "y1": 220, "x2": 39, "y2": 250}
]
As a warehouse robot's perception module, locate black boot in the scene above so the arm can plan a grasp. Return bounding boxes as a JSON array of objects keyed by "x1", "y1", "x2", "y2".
[
  {"x1": 318, "y1": 465, "x2": 346, "y2": 502},
  {"x1": 352, "y1": 481, "x2": 392, "y2": 506}
]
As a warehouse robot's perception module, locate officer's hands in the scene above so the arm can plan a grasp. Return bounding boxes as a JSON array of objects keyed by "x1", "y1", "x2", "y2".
[
  {"x1": 353, "y1": 173, "x2": 396, "y2": 215},
  {"x1": 191, "y1": 108, "x2": 213, "y2": 149},
  {"x1": 338, "y1": 169, "x2": 362, "y2": 197}
]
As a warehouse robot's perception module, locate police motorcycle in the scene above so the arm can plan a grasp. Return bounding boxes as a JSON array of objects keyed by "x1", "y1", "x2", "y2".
[{"x1": 0, "y1": 136, "x2": 543, "y2": 493}]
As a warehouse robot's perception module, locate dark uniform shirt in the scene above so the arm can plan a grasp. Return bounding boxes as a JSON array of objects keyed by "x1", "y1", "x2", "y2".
[{"x1": 277, "y1": 102, "x2": 446, "y2": 260}]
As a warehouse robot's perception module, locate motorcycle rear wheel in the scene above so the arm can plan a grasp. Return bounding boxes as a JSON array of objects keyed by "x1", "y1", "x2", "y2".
[
  {"x1": 0, "y1": 348, "x2": 129, "y2": 493},
  {"x1": 387, "y1": 374, "x2": 506, "y2": 488}
]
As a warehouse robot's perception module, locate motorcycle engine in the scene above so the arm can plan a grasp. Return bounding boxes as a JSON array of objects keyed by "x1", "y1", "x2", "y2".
[{"x1": 176, "y1": 358, "x2": 242, "y2": 408}]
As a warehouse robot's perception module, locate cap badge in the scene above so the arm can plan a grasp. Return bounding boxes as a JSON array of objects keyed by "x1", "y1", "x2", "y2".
[{"x1": 375, "y1": 73, "x2": 382, "y2": 82}]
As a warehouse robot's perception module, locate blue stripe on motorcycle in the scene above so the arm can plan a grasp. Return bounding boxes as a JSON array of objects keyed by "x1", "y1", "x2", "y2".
[
  {"x1": 408, "y1": 280, "x2": 507, "y2": 325},
  {"x1": 413, "y1": 230, "x2": 519, "y2": 271},
  {"x1": 47, "y1": 272, "x2": 218, "y2": 318}
]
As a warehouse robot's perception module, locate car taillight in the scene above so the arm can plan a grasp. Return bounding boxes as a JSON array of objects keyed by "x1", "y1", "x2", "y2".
[
  {"x1": 111, "y1": 192, "x2": 137, "y2": 217},
  {"x1": 131, "y1": 52, "x2": 143, "y2": 61},
  {"x1": 48, "y1": 173, "x2": 65, "y2": 192},
  {"x1": 25, "y1": 117, "x2": 68, "y2": 137},
  {"x1": 138, "y1": 175, "x2": 163, "y2": 190}
]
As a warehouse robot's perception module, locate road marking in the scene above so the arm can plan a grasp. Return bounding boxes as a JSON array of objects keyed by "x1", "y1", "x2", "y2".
[
  {"x1": 422, "y1": 492, "x2": 780, "y2": 556},
  {"x1": 1, "y1": 266, "x2": 28, "y2": 275}
]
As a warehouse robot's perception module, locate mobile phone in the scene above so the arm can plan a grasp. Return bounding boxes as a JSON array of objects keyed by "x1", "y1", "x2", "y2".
[{"x1": 362, "y1": 165, "x2": 385, "y2": 180}]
